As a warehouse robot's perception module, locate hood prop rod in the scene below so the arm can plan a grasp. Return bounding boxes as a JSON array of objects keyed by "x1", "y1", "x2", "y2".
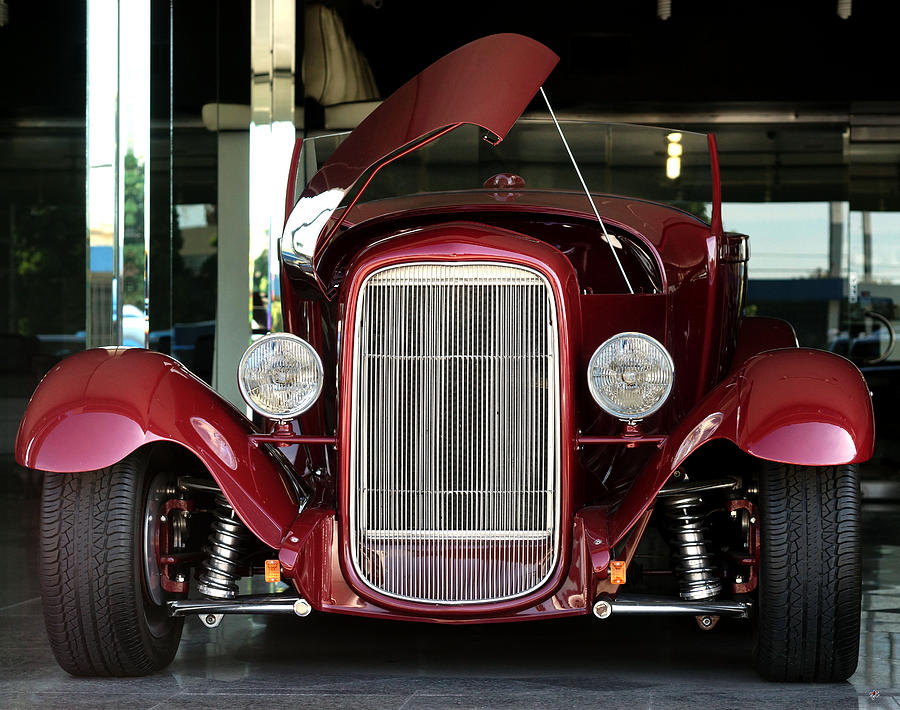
[{"x1": 540, "y1": 87, "x2": 634, "y2": 295}]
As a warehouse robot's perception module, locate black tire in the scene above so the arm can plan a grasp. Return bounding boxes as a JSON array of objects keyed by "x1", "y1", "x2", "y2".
[
  {"x1": 39, "y1": 450, "x2": 184, "y2": 676},
  {"x1": 755, "y1": 462, "x2": 862, "y2": 682}
]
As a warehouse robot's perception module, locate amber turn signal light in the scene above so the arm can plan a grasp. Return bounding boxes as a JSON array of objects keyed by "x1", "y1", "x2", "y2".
[
  {"x1": 264, "y1": 559, "x2": 281, "y2": 583},
  {"x1": 610, "y1": 560, "x2": 626, "y2": 585}
]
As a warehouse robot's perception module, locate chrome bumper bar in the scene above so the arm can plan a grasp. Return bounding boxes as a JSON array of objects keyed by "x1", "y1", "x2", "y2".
[
  {"x1": 593, "y1": 594, "x2": 752, "y2": 619},
  {"x1": 167, "y1": 595, "x2": 312, "y2": 618}
]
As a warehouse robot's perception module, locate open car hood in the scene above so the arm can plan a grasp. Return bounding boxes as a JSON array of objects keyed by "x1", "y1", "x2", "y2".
[{"x1": 281, "y1": 34, "x2": 560, "y2": 282}]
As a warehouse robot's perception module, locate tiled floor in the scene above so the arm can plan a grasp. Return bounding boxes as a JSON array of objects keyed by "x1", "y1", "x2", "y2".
[{"x1": 1, "y1": 474, "x2": 898, "y2": 709}]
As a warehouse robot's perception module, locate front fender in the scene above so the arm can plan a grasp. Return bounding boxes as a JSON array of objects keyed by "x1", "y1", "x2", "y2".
[
  {"x1": 15, "y1": 348, "x2": 298, "y2": 548},
  {"x1": 608, "y1": 348, "x2": 874, "y2": 545},
  {"x1": 672, "y1": 347, "x2": 875, "y2": 467}
]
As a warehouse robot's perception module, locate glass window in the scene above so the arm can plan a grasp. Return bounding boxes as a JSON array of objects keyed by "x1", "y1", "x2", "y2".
[{"x1": 0, "y1": 4, "x2": 87, "y2": 486}]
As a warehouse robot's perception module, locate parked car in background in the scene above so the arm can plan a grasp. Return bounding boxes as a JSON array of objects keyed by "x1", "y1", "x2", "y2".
[{"x1": 16, "y1": 34, "x2": 874, "y2": 681}]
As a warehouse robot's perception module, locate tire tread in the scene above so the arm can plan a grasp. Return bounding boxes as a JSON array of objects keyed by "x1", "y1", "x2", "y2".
[
  {"x1": 39, "y1": 451, "x2": 182, "y2": 676},
  {"x1": 755, "y1": 462, "x2": 861, "y2": 682}
]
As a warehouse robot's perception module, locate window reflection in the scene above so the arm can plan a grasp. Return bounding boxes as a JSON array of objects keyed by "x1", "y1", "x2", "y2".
[
  {"x1": 1, "y1": 5, "x2": 87, "y2": 483},
  {"x1": 731, "y1": 201, "x2": 900, "y2": 480},
  {"x1": 165, "y1": 204, "x2": 217, "y2": 384},
  {"x1": 817, "y1": 211, "x2": 900, "y2": 367},
  {"x1": 851, "y1": 211, "x2": 900, "y2": 285},
  {"x1": 86, "y1": 0, "x2": 150, "y2": 348},
  {"x1": 250, "y1": 121, "x2": 295, "y2": 333},
  {"x1": 729, "y1": 201, "x2": 840, "y2": 349},
  {"x1": 86, "y1": 0, "x2": 117, "y2": 347}
]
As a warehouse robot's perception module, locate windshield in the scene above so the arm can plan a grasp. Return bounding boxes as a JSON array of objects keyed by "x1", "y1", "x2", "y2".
[{"x1": 290, "y1": 120, "x2": 714, "y2": 223}]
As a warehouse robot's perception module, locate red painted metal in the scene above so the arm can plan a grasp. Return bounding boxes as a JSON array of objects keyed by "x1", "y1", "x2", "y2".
[
  {"x1": 577, "y1": 436, "x2": 667, "y2": 447},
  {"x1": 296, "y1": 34, "x2": 558, "y2": 257},
  {"x1": 311, "y1": 191, "x2": 712, "y2": 424},
  {"x1": 729, "y1": 349, "x2": 874, "y2": 464},
  {"x1": 318, "y1": 192, "x2": 686, "y2": 292},
  {"x1": 726, "y1": 499, "x2": 759, "y2": 595},
  {"x1": 15, "y1": 348, "x2": 299, "y2": 548},
  {"x1": 280, "y1": 506, "x2": 610, "y2": 622},
  {"x1": 290, "y1": 298, "x2": 335, "y2": 474},
  {"x1": 249, "y1": 434, "x2": 337, "y2": 446},
  {"x1": 299, "y1": 33, "x2": 557, "y2": 198},
  {"x1": 337, "y1": 190, "x2": 695, "y2": 245},
  {"x1": 333, "y1": 222, "x2": 582, "y2": 617},
  {"x1": 732, "y1": 316, "x2": 798, "y2": 367},
  {"x1": 156, "y1": 498, "x2": 195, "y2": 594},
  {"x1": 579, "y1": 507, "x2": 611, "y2": 579},
  {"x1": 708, "y1": 134, "x2": 723, "y2": 238},
  {"x1": 606, "y1": 347, "x2": 874, "y2": 546},
  {"x1": 695, "y1": 232, "x2": 719, "y2": 401}
]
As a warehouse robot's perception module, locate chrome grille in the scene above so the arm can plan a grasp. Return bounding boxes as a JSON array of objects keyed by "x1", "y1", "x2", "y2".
[{"x1": 349, "y1": 262, "x2": 560, "y2": 604}]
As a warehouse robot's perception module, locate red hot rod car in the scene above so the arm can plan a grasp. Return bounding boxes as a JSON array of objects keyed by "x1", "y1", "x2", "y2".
[{"x1": 17, "y1": 34, "x2": 874, "y2": 681}]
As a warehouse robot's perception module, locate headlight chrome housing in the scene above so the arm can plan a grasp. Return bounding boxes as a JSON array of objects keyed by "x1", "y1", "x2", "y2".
[
  {"x1": 238, "y1": 333, "x2": 324, "y2": 419},
  {"x1": 587, "y1": 332, "x2": 674, "y2": 420}
]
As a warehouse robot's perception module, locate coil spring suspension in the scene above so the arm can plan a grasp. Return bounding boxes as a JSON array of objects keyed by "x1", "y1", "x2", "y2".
[
  {"x1": 197, "y1": 494, "x2": 251, "y2": 599},
  {"x1": 660, "y1": 494, "x2": 722, "y2": 600}
]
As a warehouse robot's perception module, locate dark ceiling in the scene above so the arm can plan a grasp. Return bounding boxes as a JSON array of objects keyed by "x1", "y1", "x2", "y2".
[
  {"x1": 346, "y1": 0, "x2": 900, "y2": 108},
  {"x1": 1, "y1": 0, "x2": 898, "y2": 208},
  {"x1": 3, "y1": 0, "x2": 899, "y2": 119}
]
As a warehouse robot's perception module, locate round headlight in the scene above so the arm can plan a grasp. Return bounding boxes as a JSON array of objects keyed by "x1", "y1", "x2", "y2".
[
  {"x1": 587, "y1": 332, "x2": 674, "y2": 420},
  {"x1": 238, "y1": 333, "x2": 324, "y2": 419}
]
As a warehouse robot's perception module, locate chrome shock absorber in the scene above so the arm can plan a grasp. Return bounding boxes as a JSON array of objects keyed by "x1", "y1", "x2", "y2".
[
  {"x1": 197, "y1": 494, "x2": 250, "y2": 599},
  {"x1": 659, "y1": 493, "x2": 722, "y2": 600}
]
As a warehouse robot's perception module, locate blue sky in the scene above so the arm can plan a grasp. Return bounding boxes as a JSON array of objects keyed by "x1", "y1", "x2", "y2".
[{"x1": 724, "y1": 202, "x2": 900, "y2": 283}]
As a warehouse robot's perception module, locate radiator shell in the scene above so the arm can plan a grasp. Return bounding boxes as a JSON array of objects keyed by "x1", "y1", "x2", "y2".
[{"x1": 348, "y1": 262, "x2": 561, "y2": 604}]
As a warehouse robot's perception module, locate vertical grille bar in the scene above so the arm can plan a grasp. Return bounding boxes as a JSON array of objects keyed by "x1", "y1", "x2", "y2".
[{"x1": 349, "y1": 262, "x2": 560, "y2": 604}]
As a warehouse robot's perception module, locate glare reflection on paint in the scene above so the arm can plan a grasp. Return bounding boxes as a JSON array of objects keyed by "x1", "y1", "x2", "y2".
[
  {"x1": 673, "y1": 411, "x2": 724, "y2": 465},
  {"x1": 190, "y1": 416, "x2": 238, "y2": 470}
]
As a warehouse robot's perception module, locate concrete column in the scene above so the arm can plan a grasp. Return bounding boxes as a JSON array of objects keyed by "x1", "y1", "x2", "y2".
[
  {"x1": 828, "y1": 201, "x2": 844, "y2": 278},
  {"x1": 209, "y1": 0, "x2": 296, "y2": 407},
  {"x1": 863, "y1": 211, "x2": 872, "y2": 280},
  {"x1": 250, "y1": 0, "x2": 296, "y2": 332},
  {"x1": 213, "y1": 132, "x2": 251, "y2": 410}
]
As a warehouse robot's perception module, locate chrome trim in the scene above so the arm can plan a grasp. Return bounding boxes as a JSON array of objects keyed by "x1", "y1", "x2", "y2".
[
  {"x1": 237, "y1": 332, "x2": 325, "y2": 420},
  {"x1": 587, "y1": 331, "x2": 674, "y2": 420},
  {"x1": 657, "y1": 476, "x2": 741, "y2": 497},
  {"x1": 349, "y1": 261, "x2": 561, "y2": 605},
  {"x1": 718, "y1": 236, "x2": 749, "y2": 263},
  {"x1": 361, "y1": 529, "x2": 552, "y2": 540},
  {"x1": 593, "y1": 594, "x2": 751, "y2": 618},
  {"x1": 167, "y1": 595, "x2": 312, "y2": 616}
]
